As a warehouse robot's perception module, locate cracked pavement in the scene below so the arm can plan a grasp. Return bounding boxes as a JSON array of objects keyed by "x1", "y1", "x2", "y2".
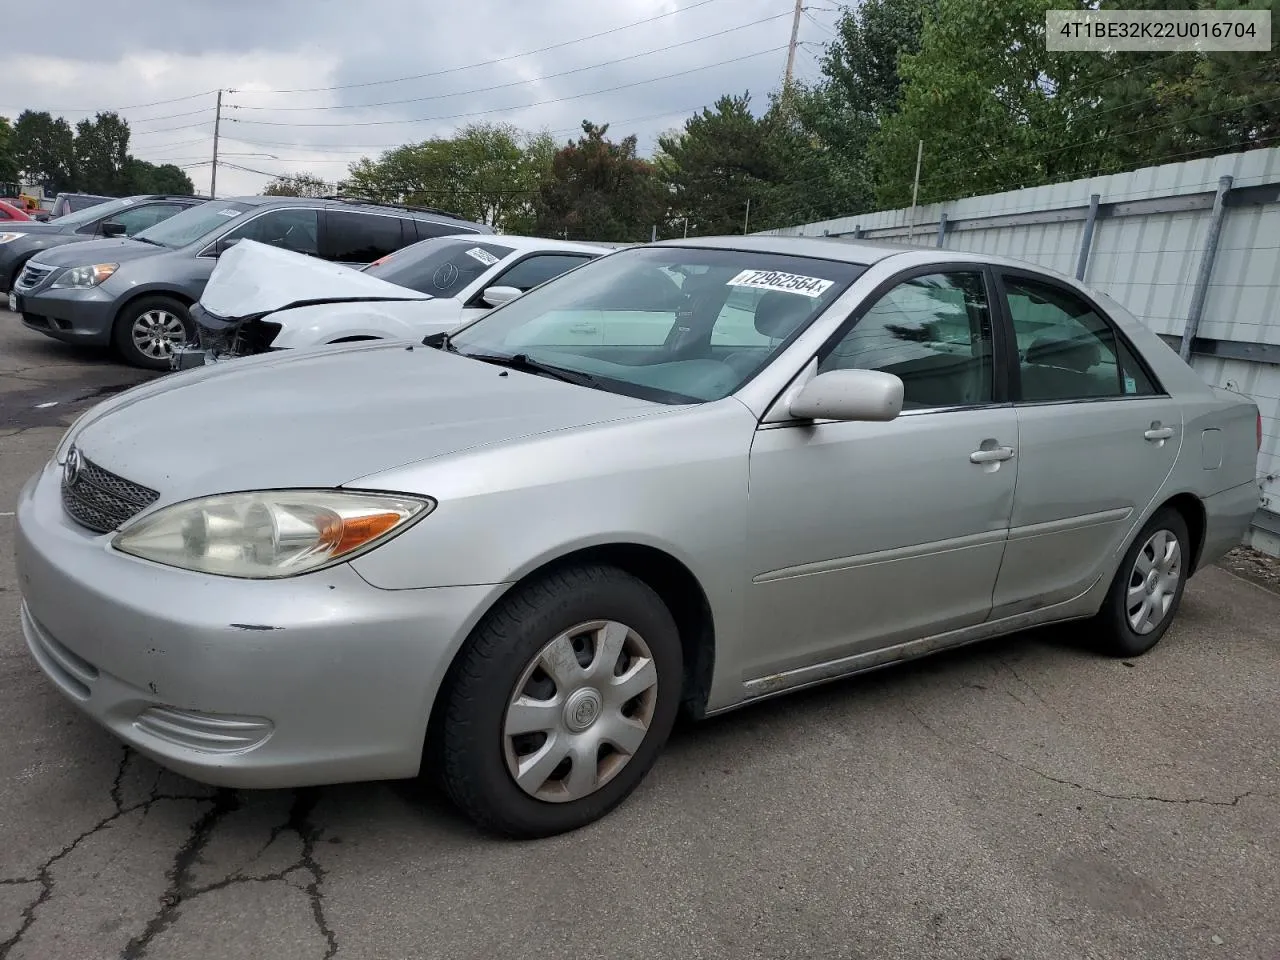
[{"x1": 3, "y1": 312, "x2": 1280, "y2": 959}]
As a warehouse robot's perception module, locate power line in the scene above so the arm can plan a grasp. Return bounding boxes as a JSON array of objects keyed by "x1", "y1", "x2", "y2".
[
  {"x1": 235, "y1": 0, "x2": 725, "y2": 96},
  {"x1": 228, "y1": 46, "x2": 787, "y2": 128},
  {"x1": 0, "y1": 88, "x2": 219, "y2": 115},
  {"x1": 228, "y1": 12, "x2": 791, "y2": 113}
]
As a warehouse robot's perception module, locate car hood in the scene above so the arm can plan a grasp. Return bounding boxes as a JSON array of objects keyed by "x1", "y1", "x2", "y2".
[
  {"x1": 67, "y1": 340, "x2": 662, "y2": 505},
  {"x1": 202, "y1": 240, "x2": 431, "y2": 319},
  {"x1": 31, "y1": 236, "x2": 170, "y2": 267}
]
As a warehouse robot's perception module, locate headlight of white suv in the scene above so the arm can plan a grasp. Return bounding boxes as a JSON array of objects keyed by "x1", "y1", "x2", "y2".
[
  {"x1": 112, "y1": 490, "x2": 433, "y2": 578},
  {"x1": 51, "y1": 263, "x2": 119, "y2": 289}
]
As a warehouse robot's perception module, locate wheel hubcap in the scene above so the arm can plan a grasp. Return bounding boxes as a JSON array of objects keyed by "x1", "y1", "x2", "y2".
[
  {"x1": 132, "y1": 309, "x2": 186, "y2": 359},
  {"x1": 1126, "y1": 529, "x2": 1182, "y2": 635},
  {"x1": 503, "y1": 619, "x2": 658, "y2": 803}
]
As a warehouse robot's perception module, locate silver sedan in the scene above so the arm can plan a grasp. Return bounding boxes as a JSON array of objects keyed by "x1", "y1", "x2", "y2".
[{"x1": 15, "y1": 237, "x2": 1261, "y2": 838}]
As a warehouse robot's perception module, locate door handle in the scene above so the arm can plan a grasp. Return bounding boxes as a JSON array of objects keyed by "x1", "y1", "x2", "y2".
[
  {"x1": 1144, "y1": 426, "x2": 1174, "y2": 441},
  {"x1": 969, "y1": 446, "x2": 1014, "y2": 464}
]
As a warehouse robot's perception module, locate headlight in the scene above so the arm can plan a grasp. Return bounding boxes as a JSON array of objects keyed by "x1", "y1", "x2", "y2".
[
  {"x1": 0, "y1": 233, "x2": 23, "y2": 244},
  {"x1": 112, "y1": 490, "x2": 433, "y2": 578},
  {"x1": 51, "y1": 263, "x2": 119, "y2": 289}
]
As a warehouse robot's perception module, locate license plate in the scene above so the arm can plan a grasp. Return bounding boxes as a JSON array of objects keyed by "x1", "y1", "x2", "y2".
[{"x1": 7, "y1": 292, "x2": 16, "y2": 313}]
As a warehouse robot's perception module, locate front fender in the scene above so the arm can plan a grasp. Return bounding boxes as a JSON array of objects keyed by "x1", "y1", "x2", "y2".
[{"x1": 269, "y1": 303, "x2": 459, "y2": 347}]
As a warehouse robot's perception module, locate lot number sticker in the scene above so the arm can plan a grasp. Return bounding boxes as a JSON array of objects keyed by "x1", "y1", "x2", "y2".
[
  {"x1": 726, "y1": 269, "x2": 833, "y2": 298},
  {"x1": 466, "y1": 247, "x2": 500, "y2": 266}
]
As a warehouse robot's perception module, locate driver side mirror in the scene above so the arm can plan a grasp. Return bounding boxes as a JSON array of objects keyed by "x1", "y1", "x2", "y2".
[
  {"x1": 481, "y1": 285, "x2": 521, "y2": 308},
  {"x1": 789, "y1": 369, "x2": 904, "y2": 422},
  {"x1": 100, "y1": 220, "x2": 126, "y2": 238}
]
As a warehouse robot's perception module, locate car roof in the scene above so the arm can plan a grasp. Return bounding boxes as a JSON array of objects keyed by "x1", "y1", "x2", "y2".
[
  {"x1": 433, "y1": 233, "x2": 612, "y2": 255},
  {"x1": 222, "y1": 194, "x2": 480, "y2": 224}
]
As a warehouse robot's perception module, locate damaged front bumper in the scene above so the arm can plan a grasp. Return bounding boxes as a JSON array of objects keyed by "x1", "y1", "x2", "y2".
[{"x1": 172, "y1": 302, "x2": 283, "y2": 371}]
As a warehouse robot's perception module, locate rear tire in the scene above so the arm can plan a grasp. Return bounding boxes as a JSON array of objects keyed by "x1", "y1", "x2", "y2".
[
  {"x1": 113, "y1": 295, "x2": 192, "y2": 370},
  {"x1": 1091, "y1": 507, "x2": 1190, "y2": 658},
  {"x1": 435, "y1": 564, "x2": 682, "y2": 838}
]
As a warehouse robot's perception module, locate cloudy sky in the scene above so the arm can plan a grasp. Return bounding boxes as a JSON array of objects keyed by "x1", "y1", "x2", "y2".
[{"x1": 3, "y1": 0, "x2": 843, "y2": 197}]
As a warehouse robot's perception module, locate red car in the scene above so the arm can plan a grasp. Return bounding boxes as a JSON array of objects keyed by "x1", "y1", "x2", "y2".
[{"x1": 0, "y1": 199, "x2": 34, "y2": 222}]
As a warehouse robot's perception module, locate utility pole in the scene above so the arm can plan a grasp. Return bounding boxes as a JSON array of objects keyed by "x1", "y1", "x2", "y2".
[
  {"x1": 906, "y1": 139, "x2": 923, "y2": 243},
  {"x1": 743, "y1": 198, "x2": 751, "y2": 234},
  {"x1": 210, "y1": 89, "x2": 223, "y2": 199},
  {"x1": 783, "y1": 0, "x2": 803, "y2": 99}
]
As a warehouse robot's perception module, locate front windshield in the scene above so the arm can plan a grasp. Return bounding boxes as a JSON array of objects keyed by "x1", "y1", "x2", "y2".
[
  {"x1": 51, "y1": 195, "x2": 139, "y2": 229},
  {"x1": 135, "y1": 200, "x2": 253, "y2": 248},
  {"x1": 363, "y1": 237, "x2": 516, "y2": 296},
  {"x1": 448, "y1": 246, "x2": 867, "y2": 404}
]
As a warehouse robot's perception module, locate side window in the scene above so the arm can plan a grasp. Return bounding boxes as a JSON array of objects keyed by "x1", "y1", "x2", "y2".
[
  {"x1": 492, "y1": 254, "x2": 593, "y2": 292},
  {"x1": 225, "y1": 208, "x2": 319, "y2": 256},
  {"x1": 103, "y1": 202, "x2": 183, "y2": 236},
  {"x1": 710, "y1": 286, "x2": 773, "y2": 348},
  {"x1": 416, "y1": 219, "x2": 476, "y2": 239},
  {"x1": 322, "y1": 211, "x2": 405, "y2": 263},
  {"x1": 1003, "y1": 275, "x2": 1157, "y2": 402},
  {"x1": 819, "y1": 271, "x2": 994, "y2": 409}
]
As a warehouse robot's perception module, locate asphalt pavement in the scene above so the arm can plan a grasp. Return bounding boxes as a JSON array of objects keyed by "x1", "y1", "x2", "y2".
[{"x1": 1, "y1": 310, "x2": 1278, "y2": 960}]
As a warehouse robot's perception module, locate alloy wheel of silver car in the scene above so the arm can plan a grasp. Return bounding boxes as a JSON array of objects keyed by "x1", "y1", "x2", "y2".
[
  {"x1": 131, "y1": 309, "x2": 187, "y2": 360},
  {"x1": 503, "y1": 619, "x2": 659, "y2": 803},
  {"x1": 1125, "y1": 528, "x2": 1182, "y2": 635}
]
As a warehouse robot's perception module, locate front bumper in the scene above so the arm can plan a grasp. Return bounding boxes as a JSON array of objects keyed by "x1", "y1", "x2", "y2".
[
  {"x1": 17, "y1": 285, "x2": 116, "y2": 345},
  {"x1": 16, "y1": 459, "x2": 505, "y2": 788}
]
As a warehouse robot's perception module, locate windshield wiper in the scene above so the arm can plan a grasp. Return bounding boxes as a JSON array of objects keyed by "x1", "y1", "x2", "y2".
[
  {"x1": 460, "y1": 351, "x2": 600, "y2": 388},
  {"x1": 131, "y1": 236, "x2": 165, "y2": 247}
]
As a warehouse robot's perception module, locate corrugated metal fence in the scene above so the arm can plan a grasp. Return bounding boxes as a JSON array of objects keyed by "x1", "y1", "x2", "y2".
[{"x1": 758, "y1": 146, "x2": 1280, "y2": 554}]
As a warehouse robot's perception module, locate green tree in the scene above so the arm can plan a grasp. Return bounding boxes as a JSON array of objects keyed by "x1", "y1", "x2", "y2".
[
  {"x1": 344, "y1": 122, "x2": 555, "y2": 231},
  {"x1": 13, "y1": 110, "x2": 76, "y2": 194},
  {"x1": 0, "y1": 116, "x2": 18, "y2": 188},
  {"x1": 533, "y1": 121, "x2": 666, "y2": 242},
  {"x1": 75, "y1": 112, "x2": 131, "y2": 194},
  {"x1": 123, "y1": 158, "x2": 195, "y2": 194},
  {"x1": 789, "y1": 0, "x2": 938, "y2": 217},
  {"x1": 263, "y1": 172, "x2": 333, "y2": 197}
]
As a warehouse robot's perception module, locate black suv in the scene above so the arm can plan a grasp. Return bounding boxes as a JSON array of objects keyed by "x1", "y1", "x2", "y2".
[{"x1": 0, "y1": 194, "x2": 206, "y2": 293}]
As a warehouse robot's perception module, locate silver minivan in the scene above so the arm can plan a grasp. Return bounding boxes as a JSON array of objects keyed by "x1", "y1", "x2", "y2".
[{"x1": 12, "y1": 195, "x2": 491, "y2": 369}]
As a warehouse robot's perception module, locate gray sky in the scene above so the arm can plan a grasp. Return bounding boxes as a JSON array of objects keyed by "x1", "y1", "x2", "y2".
[{"x1": 3, "y1": 0, "x2": 842, "y2": 197}]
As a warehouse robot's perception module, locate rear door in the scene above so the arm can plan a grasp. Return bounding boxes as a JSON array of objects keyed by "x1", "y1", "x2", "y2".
[
  {"x1": 321, "y1": 210, "x2": 408, "y2": 267},
  {"x1": 991, "y1": 269, "x2": 1183, "y2": 616}
]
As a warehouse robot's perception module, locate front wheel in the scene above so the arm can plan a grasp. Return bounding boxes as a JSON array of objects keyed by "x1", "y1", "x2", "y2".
[
  {"x1": 113, "y1": 295, "x2": 192, "y2": 370},
  {"x1": 436, "y1": 565, "x2": 682, "y2": 838},
  {"x1": 1091, "y1": 507, "x2": 1190, "y2": 658}
]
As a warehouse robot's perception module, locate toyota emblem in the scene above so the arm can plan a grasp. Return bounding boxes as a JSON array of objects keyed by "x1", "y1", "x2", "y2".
[{"x1": 64, "y1": 446, "x2": 82, "y2": 488}]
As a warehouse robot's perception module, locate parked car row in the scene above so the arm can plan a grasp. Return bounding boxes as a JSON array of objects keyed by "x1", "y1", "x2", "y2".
[
  {"x1": 14, "y1": 228, "x2": 1262, "y2": 838},
  {"x1": 9, "y1": 194, "x2": 491, "y2": 368}
]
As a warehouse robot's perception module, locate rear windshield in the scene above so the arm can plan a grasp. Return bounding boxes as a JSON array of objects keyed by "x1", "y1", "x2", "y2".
[
  {"x1": 363, "y1": 237, "x2": 516, "y2": 296},
  {"x1": 134, "y1": 200, "x2": 254, "y2": 248}
]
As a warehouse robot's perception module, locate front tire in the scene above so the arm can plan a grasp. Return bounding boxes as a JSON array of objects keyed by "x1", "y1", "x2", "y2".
[
  {"x1": 113, "y1": 295, "x2": 192, "y2": 370},
  {"x1": 1091, "y1": 507, "x2": 1190, "y2": 658},
  {"x1": 436, "y1": 565, "x2": 682, "y2": 838}
]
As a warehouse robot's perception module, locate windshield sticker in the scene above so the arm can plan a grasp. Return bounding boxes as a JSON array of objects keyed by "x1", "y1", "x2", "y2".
[
  {"x1": 217, "y1": 209, "x2": 242, "y2": 217},
  {"x1": 465, "y1": 247, "x2": 499, "y2": 267},
  {"x1": 726, "y1": 269, "x2": 833, "y2": 298},
  {"x1": 120, "y1": 198, "x2": 135, "y2": 205}
]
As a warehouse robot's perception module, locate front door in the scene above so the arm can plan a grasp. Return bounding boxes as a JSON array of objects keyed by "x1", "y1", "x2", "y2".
[
  {"x1": 991, "y1": 270, "x2": 1183, "y2": 615},
  {"x1": 742, "y1": 268, "x2": 1019, "y2": 681}
]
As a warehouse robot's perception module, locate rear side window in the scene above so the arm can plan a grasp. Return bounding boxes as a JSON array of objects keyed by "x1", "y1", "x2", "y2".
[
  {"x1": 101, "y1": 202, "x2": 185, "y2": 236},
  {"x1": 322, "y1": 211, "x2": 406, "y2": 263},
  {"x1": 1002, "y1": 275, "x2": 1158, "y2": 402},
  {"x1": 416, "y1": 218, "x2": 481, "y2": 239}
]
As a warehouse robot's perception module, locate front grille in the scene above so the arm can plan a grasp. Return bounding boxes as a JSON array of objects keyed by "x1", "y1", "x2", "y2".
[
  {"x1": 61, "y1": 453, "x2": 160, "y2": 533},
  {"x1": 16, "y1": 263, "x2": 53, "y2": 291}
]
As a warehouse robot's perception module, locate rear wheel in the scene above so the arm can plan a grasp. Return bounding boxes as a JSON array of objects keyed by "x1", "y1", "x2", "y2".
[
  {"x1": 113, "y1": 295, "x2": 191, "y2": 370},
  {"x1": 1091, "y1": 507, "x2": 1190, "y2": 657},
  {"x1": 435, "y1": 565, "x2": 682, "y2": 838}
]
